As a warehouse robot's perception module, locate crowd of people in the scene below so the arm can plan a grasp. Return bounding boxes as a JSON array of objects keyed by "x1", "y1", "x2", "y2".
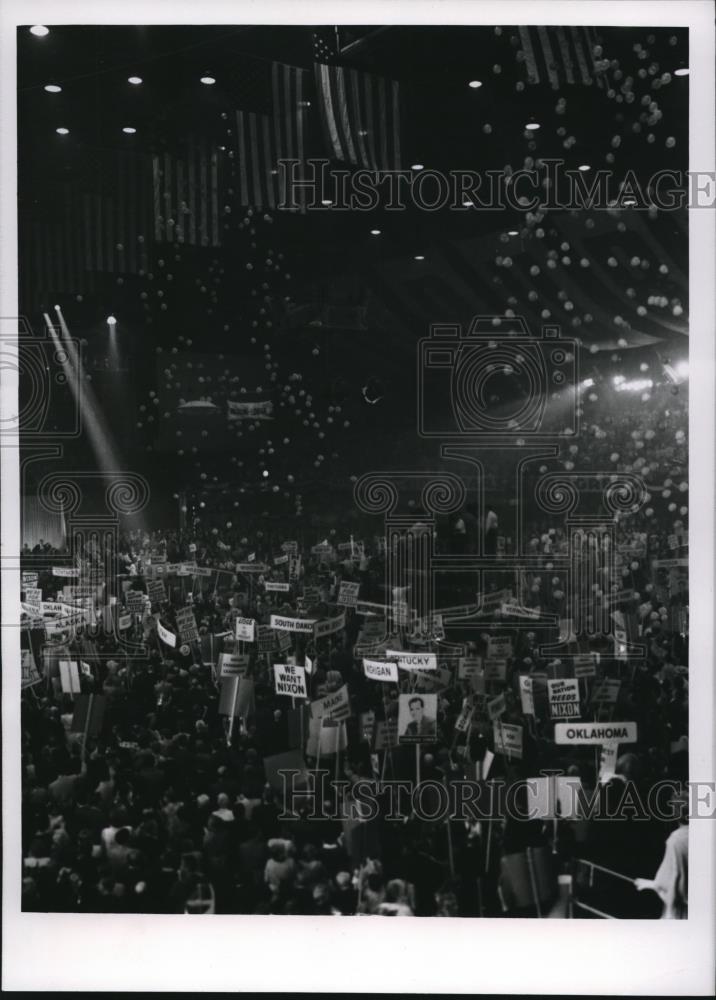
[{"x1": 18, "y1": 372, "x2": 689, "y2": 919}]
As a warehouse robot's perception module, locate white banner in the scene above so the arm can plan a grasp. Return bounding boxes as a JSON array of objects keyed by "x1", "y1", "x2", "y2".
[
  {"x1": 363, "y1": 659, "x2": 399, "y2": 683},
  {"x1": 310, "y1": 684, "x2": 351, "y2": 721},
  {"x1": 547, "y1": 678, "x2": 581, "y2": 719},
  {"x1": 386, "y1": 651, "x2": 437, "y2": 671},
  {"x1": 270, "y1": 614, "x2": 316, "y2": 634},
  {"x1": 555, "y1": 722, "x2": 637, "y2": 745},
  {"x1": 235, "y1": 617, "x2": 256, "y2": 642},
  {"x1": 314, "y1": 611, "x2": 346, "y2": 639},
  {"x1": 157, "y1": 621, "x2": 177, "y2": 647}
]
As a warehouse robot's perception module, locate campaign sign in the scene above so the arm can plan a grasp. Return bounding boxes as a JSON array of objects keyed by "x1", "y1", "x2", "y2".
[
  {"x1": 235, "y1": 617, "x2": 256, "y2": 642},
  {"x1": 493, "y1": 722, "x2": 523, "y2": 759},
  {"x1": 274, "y1": 663, "x2": 308, "y2": 699},
  {"x1": 547, "y1": 678, "x2": 581, "y2": 719},
  {"x1": 337, "y1": 580, "x2": 360, "y2": 607},
  {"x1": 219, "y1": 653, "x2": 250, "y2": 678}
]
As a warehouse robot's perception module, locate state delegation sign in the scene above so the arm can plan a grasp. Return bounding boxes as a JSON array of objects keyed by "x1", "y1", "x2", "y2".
[
  {"x1": 554, "y1": 722, "x2": 638, "y2": 745},
  {"x1": 386, "y1": 651, "x2": 437, "y2": 671},
  {"x1": 363, "y1": 659, "x2": 399, "y2": 683},
  {"x1": 269, "y1": 614, "x2": 316, "y2": 634}
]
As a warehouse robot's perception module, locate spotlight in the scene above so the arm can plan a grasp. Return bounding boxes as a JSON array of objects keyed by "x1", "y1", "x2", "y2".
[
  {"x1": 30, "y1": 25, "x2": 49, "y2": 36},
  {"x1": 122, "y1": 126, "x2": 137, "y2": 134},
  {"x1": 56, "y1": 127, "x2": 69, "y2": 135},
  {"x1": 578, "y1": 164, "x2": 591, "y2": 171},
  {"x1": 525, "y1": 122, "x2": 541, "y2": 130},
  {"x1": 262, "y1": 470, "x2": 269, "y2": 478},
  {"x1": 674, "y1": 68, "x2": 689, "y2": 76},
  {"x1": 468, "y1": 80, "x2": 483, "y2": 89},
  {"x1": 582, "y1": 378, "x2": 595, "y2": 388},
  {"x1": 414, "y1": 255, "x2": 425, "y2": 261},
  {"x1": 370, "y1": 229, "x2": 381, "y2": 235},
  {"x1": 106, "y1": 315, "x2": 117, "y2": 326},
  {"x1": 44, "y1": 83, "x2": 62, "y2": 93},
  {"x1": 411, "y1": 163, "x2": 424, "y2": 171},
  {"x1": 200, "y1": 75, "x2": 216, "y2": 85},
  {"x1": 128, "y1": 76, "x2": 143, "y2": 85},
  {"x1": 507, "y1": 230, "x2": 519, "y2": 236}
]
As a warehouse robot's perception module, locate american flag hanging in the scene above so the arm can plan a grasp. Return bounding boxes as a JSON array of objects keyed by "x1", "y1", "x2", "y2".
[
  {"x1": 234, "y1": 62, "x2": 309, "y2": 211},
  {"x1": 20, "y1": 150, "x2": 153, "y2": 306},
  {"x1": 152, "y1": 136, "x2": 223, "y2": 247},
  {"x1": 313, "y1": 28, "x2": 402, "y2": 172},
  {"x1": 517, "y1": 26, "x2": 610, "y2": 90}
]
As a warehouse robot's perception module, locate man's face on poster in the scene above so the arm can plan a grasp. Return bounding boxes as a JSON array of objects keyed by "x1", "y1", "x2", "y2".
[{"x1": 409, "y1": 698, "x2": 424, "y2": 723}]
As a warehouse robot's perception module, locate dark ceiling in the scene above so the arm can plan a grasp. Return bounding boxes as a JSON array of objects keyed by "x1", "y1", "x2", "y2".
[{"x1": 16, "y1": 23, "x2": 690, "y2": 506}]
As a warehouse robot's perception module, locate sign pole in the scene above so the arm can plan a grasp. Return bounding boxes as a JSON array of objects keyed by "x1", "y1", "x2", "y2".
[{"x1": 82, "y1": 693, "x2": 94, "y2": 762}]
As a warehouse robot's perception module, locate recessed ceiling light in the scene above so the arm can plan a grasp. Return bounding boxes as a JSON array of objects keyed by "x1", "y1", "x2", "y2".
[
  {"x1": 414, "y1": 255, "x2": 425, "y2": 261},
  {"x1": 411, "y1": 163, "x2": 424, "y2": 170},
  {"x1": 200, "y1": 75, "x2": 216, "y2": 85},
  {"x1": 525, "y1": 122, "x2": 541, "y2": 131},
  {"x1": 674, "y1": 68, "x2": 689, "y2": 77},
  {"x1": 44, "y1": 83, "x2": 62, "y2": 93},
  {"x1": 370, "y1": 229, "x2": 381, "y2": 235},
  {"x1": 468, "y1": 80, "x2": 483, "y2": 89},
  {"x1": 55, "y1": 127, "x2": 69, "y2": 135},
  {"x1": 578, "y1": 164, "x2": 591, "y2": 171},
  {"x1": 122, "y1": 126, "x2": 136, "y2": 134},
  {"x1": 128, "y1": 76, "x2": 143, "y2": 85},
  {"x1": 30, "y1": 25, "x2": 49, "y2": 37}
]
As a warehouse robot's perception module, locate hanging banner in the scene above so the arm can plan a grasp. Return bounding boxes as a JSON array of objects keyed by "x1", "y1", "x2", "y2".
[
  {"x1": 235, "y1": 617, "x2": 256, "y2": 642},
  {"x1": 314, "y1": 611, "x2": 346, "y2": 639},
  {"x1": 157, "y1": 621, "x2": 177, "y2": 648},
  {"x1": 555, "y1": 722, "x2": 637, "y2": 745},
  {"x1": 547, "y1": 678, "x2": 581, "y2": 719},
  {"x1": 500, "y1": 603, "x2": 540, "y2": 620},
  {"x1": 274, "y1": 663, "x2": 308, "y2": 699},
  {"x1": 270, "y1": 614, "x2": 316, "y2": 634},
  {"x1": 363, "y1": 659, "x2": 399, "y2": 683}
]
